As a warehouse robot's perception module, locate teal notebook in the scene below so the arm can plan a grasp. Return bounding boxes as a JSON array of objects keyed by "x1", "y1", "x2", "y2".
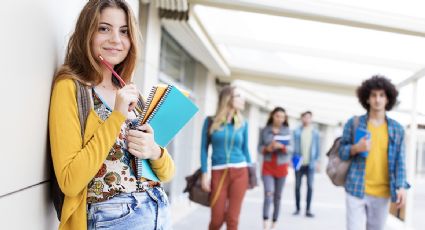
[
  {"x1": 146, "y1": 86, "x2": 199, "y2": 146},
  {"x1": 137, "y1": 85, "x2": 199, "y2": 182}
]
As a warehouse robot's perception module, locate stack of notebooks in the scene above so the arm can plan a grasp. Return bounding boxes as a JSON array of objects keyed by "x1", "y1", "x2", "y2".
[
  {"x1": 273, "y1": 134, "x2": 290, "y2": 146},
  {"x1": 134, "y1": 84, "x2": 199, "y2": 181}
]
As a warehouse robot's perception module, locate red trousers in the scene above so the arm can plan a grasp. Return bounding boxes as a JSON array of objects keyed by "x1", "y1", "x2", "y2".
[{"x1": 209, "y1": 167, "x2": 249, "y2": 230}]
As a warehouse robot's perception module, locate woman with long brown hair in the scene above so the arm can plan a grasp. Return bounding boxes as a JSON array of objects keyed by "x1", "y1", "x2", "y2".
[
  {"x1": 200, "y1": 85, "x2": 252, "y2": 230},
  {"x1": 49, "y1": 1, "x2": 174, "y2": 229},
  {"x1": 258, "y1": 107, "x2": 291, "y2": 230}
]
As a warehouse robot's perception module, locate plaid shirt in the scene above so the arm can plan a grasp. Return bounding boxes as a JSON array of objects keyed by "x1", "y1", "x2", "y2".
[{"x1": 339, "y1": 114, "x2": 410, "y2": 202}]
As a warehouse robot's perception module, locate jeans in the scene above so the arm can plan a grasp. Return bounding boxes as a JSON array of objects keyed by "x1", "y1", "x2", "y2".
[
  {"x1": 87, "y1": 187, "x2": 171, "y2": 230},
  {"x1": 346, "y1": 193, "x2": 390, "y2": 230},
  {"x1": 262, "y1": 175, "x2": 286, "y2": 222},
  {"x1": 295, "y1": 165, "x2": 314, "y2": 212}
]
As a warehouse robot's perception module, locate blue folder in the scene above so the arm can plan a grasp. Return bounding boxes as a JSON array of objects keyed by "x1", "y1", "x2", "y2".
[
  {"x1": 291, "y1": 155, "x2": 303, "y2": 171},
  {"x1": 139, "y1": 86, "x2": 199, "y2": 181},
  {"x1": 354, "y1": 128, "x2": 370, "y2": 158}
]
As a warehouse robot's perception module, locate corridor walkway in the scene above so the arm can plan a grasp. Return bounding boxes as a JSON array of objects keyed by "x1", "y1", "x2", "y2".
[{"x1": 173, "y1": 172, "x2": 423, "y2": 230}]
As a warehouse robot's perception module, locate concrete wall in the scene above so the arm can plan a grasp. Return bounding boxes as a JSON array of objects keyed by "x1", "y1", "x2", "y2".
[{"x1": 0, "y1": 1, "x2": 138, "y2": 229}]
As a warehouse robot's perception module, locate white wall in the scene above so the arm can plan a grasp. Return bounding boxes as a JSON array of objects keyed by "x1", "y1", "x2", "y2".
[
  {"x1": 191, "y1": 69, "x2": 219, "y2": 169},
  {"x1": 0, "y1": 1, "x2": 138, "y2": 229},
  {"x1": 136, "y1": 2, "x2": 161, "y2": 93},
  {"x1": 246, "y1": 104, "x2": 261, "y2": 163}
]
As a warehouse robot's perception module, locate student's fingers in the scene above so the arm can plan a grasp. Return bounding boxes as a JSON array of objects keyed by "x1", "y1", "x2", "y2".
[
  {"x1": 127, "y1": 133, "x2": 145, "y2": 145},
  {"x1": 120, "y1": 85, "x2": 139, "y2": 98},
  {"x1": 201, "y1": 178, "x2": 211, "y2": 192},
  {"x1": 128, "y1": 146, "x2": 148, "y2": 159},
  {"x1": 396, "y1": 192, "x2": 406, "y2": 209},
  {"x1": 128, "y1": 101, "x2": 137, "y2": 112},
  {"x1": 137, "y1": 124, "x2": 154, "y2": 134},
  {"x1": 121, "y1": 91, "x2": 138, "y2": 111},
  {"x1": 122, "y1": 83, "x2": 137, "y2": 91},
  {"x1": 128, "y1": 141, "x2": 141, "y2": 150}
]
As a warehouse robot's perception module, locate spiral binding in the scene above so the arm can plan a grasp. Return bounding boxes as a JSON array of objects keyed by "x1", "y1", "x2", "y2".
[
  {"x1": 135, "y1": 85, "x2": 172, "y2": 187},
  {"x1": 145, "y1": 85, "x2": 172, "y2": 123},
  {"x1": 135, "y1": 86, "x2": 158, "y2": 127},
  {"x1": 135, "y1": 86, "x2": 157, "y2": 189}
]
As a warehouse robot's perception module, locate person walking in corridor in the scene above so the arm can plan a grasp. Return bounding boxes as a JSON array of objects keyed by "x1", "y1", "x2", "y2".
[
  {"x1": 339, "y1": 76, "x2": 410, "y2": 230},
  {"x1": 258, "y1": 107, "x2": 292, "y2": 230},
  {"x1": 292, "y1": 111, "x2": 320, "y2": 218},
  {"x1": 49, "y1": 1, "x2": 175, "y2": 229},
  {"x1": 200, "y1": 85, "x2": 252, "y2": 230}
]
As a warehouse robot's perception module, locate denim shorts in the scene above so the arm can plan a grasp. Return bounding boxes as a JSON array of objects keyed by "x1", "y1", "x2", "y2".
[{"x1": 87, "y1": 187, "x2": 172, "y2": 230}]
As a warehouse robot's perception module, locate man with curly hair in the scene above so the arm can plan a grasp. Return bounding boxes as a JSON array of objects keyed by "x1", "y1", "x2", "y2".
[{"x1": 339, "y1": 75, "x2": 410, "y2": 230}]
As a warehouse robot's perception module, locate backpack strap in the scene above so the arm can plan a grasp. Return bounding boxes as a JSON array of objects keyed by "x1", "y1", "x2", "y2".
[
  {"x1": 351, "y1": 116, "x2": 359, "y2": 143},
  {"x1": 74, "y1": 80, "x2": 92, "y2": 139}
]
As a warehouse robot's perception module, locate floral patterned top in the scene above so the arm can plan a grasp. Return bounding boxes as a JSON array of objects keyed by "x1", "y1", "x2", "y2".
[{"x1": 87, "y1": 88, "x2": 146, "y2": 203}]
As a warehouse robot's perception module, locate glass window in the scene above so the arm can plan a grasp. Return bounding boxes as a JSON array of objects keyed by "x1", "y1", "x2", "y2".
[{"x1": 159, "y1": 29, "x2": 196, "y2": 90}]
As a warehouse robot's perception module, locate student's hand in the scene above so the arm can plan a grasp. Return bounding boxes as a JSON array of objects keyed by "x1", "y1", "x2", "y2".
[
  {"x1": 201, "y1": 173, "x2": 211, "y2": 192},
  {"x1": 396, "y1": 188, "x2": 407, "y2": 209},
  {"x1": 273, "y1": 142, "x2": 286, "y2": 153},
  {"x1": 268, "y1": 141, "x2": 281, "y2": 151},
  {"x1": 351, "y1": 137, "x2": 370, "y2": 155},
  {"x1": 274, "y1": 141, "x2": 284, "y2": 150},
  {"x1": 280, "y1": 144, "x2": 287, "y2": 153},
  {"x1": 114, "y1": 84, "x2": 139, "y2": 115},
  {"x1": 313, "y1": 163, "x2": 319, "y2": 172},
  {"x1": 127, "y1": 124, "x2": 162, "y2": 160},
  {"x1": 266, "y1": 142, "x2": 274, "y2": 152}
]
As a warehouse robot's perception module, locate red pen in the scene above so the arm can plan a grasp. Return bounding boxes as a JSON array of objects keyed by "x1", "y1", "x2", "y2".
[{"x1": 98, "y1": 55, "x2": 126, "y2": 87}]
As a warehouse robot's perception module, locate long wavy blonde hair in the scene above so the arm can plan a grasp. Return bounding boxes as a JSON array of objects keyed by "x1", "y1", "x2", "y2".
[
  {"x1": 54, "y1": 0, "x2": 140, "y2": 85},
  {"x1": 209, "y1": 85, "x2": 244, "y2": 134}
]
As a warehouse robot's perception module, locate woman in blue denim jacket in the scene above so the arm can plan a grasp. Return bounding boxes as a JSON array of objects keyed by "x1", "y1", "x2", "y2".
[{"x1": 258, "y1": 107, "x2": 292, "y2": 230}]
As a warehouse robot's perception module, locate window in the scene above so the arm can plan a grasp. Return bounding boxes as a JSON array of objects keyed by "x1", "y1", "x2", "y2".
[{"x1": 159, "y1": 29, "x2": 195, "y2": 90}]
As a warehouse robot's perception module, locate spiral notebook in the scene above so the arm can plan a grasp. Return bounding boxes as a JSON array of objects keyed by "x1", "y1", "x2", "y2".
[{"x1": 135, "y1": 85, "x2": 199, "y2": 182}]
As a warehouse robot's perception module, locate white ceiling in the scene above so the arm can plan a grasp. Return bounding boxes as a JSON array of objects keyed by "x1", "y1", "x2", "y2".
[{"x1": 189, "y1": 1, "x2": 425, "y2": 125}]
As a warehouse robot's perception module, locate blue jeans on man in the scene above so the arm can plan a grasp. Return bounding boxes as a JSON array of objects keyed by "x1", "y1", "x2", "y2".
[{"x1": 294, "y1": 165, "x2": 314, "y2": 217}]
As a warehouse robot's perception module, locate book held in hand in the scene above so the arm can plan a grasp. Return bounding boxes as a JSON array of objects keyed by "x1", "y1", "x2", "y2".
[
  {"x1": 354, "y1": 128, "x2": 370, "y2": 158},
  {"x1": 135, "y1": 85, "x2": 199, "y2": 181},
  {"x1": 273, "y1": 134, "x2": 290, "y2": 146}
]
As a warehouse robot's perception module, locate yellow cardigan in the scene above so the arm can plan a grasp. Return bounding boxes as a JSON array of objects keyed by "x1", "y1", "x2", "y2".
[{"x1": 49, "y1": 78, "x2": 175, "y2": 230}]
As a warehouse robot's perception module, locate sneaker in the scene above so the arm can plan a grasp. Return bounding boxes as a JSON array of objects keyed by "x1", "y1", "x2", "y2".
[
  {"x1": 306, "y1": 211, "x2": 314, "y2": 218},
  {"x1": 292, "y1": 210, "x2": 300, "y2": 215},
  {"x1": 263, "y1": 219, "x2": 270, "y2": 230}
]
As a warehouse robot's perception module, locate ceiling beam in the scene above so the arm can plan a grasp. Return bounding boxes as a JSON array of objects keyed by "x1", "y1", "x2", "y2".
[
  {"x1": 234, "y1": 82, "x2": 357, "y2": 125},
  {"x1": 222, "y1": 69, "x2": 357, "y2": 96},
  {"x1": 190, "y1": 0, "x2": 425, "y2": 37},
  {"x1": 161, "y1": 15, "x2": 230, "y2": 76},
  {"x1": 214, "y1": 36, "x2": 423, "y2": 71},
  {"x1": 397, "y1": 67, "x2": 425, "y2": 88}
]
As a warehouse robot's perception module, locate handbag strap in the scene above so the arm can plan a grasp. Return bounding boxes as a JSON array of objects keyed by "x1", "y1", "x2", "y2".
[
  {"x1": 210, "y1": 169, "x2": 228, "y2": 207},
  {"x1": 210, "y1": 122, "x2": 237, "y2": 207}
]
